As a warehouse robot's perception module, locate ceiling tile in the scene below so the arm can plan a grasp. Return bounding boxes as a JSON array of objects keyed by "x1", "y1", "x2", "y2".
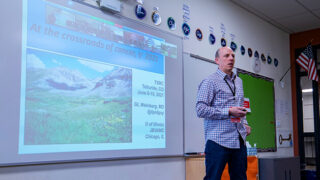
[
  {"x1": 297, "y1": 0, "x2": 320, "y2": 11},
  {"x1": 276, "y1": 12, "x2": 320, "y2": 32},
  {"x1": 236, "y1": 0, "x2": 306, "y2": 19},
  {"x1": 231, "y1": 0, "x2": 320, "y2": 33},
  {"x1": 313, "y1": 9, "x2": 320, "y2": 17}
]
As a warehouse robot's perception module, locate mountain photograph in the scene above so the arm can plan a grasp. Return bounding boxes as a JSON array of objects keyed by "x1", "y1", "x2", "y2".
[{"x1": 23, "y1": 49, "x2": 132, "y2": 145}]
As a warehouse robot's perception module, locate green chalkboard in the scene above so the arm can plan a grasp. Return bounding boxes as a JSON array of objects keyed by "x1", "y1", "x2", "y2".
[{"x1": 238, "y1": 69, "x2": 276, "y2": 152}]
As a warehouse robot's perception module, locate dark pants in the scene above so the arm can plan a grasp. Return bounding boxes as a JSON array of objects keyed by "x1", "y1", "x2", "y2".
[{"x1": 204, "y1": 138, "x2": 247, "y2": 180}]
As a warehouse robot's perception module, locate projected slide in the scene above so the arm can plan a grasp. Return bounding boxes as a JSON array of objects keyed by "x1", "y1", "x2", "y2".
[
  {"x1": 19, "y1": 0, "x2": 174, "y2": 154},
  {"x1": 25, "y1": 49, "x2": 132, "y2": 145}
]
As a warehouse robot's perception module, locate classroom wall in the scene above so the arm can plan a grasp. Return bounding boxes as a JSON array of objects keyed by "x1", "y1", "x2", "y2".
[
  {"x1": 0, "y1": 0, "x2": 293, "y2": 179},
  {"x1": 0, "y1": 157, "x2": 185, "y2": 180},
  {"x1": 124, "y1": 0, "x2": 293, "y2": 157}
]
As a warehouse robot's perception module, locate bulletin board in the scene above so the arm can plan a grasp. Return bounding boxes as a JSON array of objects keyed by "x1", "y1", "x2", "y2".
[{"x1": 238, "y1": 69, "x2": 276, "y2": 152}]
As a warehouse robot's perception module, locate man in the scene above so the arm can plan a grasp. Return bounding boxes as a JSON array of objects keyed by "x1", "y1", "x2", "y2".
[{"x1": 196, "y1": 46, "x2": 251, "y2": 180}]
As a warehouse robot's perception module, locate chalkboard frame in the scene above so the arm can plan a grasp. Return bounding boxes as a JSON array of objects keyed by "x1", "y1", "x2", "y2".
[{"x1": 237, "y1": 68, "x2": 277, "y2": 152}]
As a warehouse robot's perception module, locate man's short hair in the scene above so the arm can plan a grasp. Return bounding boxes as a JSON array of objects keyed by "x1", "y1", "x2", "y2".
[{"x1": 215, "y1": 48, "x2": 220, "y2": 59}]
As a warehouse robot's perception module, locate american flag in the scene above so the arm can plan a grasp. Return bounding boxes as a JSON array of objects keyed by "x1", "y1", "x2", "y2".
[{"x1": 296, "y1": 44, "x2": 318, "y2": 81}]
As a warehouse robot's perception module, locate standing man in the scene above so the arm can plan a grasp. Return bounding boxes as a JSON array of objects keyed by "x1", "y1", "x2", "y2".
[{"x1": 196, "y1": 46, "x2": 251, "y2": 180}]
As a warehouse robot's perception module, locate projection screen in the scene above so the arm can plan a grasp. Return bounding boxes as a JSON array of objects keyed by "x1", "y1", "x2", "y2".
[{"x1": 0, "y1": 0, "x2": 183, "y2": 166}]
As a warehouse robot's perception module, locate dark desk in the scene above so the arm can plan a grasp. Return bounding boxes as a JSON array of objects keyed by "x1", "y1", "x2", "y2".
[{"x1": 259, "y1": 156, "x2": 300, "y2": 180}]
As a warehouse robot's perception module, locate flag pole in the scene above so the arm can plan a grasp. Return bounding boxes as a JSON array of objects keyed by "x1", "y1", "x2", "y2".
[{"x1": 279, "y1": 65, "x2": 292, "y2": 82}]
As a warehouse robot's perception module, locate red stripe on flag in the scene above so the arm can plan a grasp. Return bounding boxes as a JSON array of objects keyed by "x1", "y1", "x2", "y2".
[
  {"x1": 297, "y1": 58, "x2": 308, "y2": 67},
  {"x1": 296, "y1": 45, "x2": 318, "y2": 81},
  {"x1": 297, "y1": 53, "x2": 309, "y2": 68},
  {"x1": 301, "y1": 53, "x2": 309, "y2": 62},
  {"x1": 308, "y1": 59, "x2": 313, "y2": 78},
  {"x1": 308, "y1": 58, "x2": 318, "y2": 81},
  {"x1": 298, "y1": 55, "x2": 308, "y2": 64},
  {"x1": 296, "y1": 60, "x2": 308, "y2": 71},
  {"x1": 309, "y1": 64, "x2": 315, "y2": 80}
]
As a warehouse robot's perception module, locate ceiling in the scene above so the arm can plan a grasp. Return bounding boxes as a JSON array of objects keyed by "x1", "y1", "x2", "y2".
[{"x1": 230, "y1": 0, "x2": 320, "y2": 34}]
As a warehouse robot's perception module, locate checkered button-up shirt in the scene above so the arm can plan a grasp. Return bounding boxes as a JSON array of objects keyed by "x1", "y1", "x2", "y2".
[{"x1": 196, "y1": 68, "x2": 248, "y2": 149}]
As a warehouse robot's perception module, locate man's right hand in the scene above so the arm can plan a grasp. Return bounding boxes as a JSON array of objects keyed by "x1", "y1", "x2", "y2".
[{"x1": 229, "y1": 107, "x2": 247, "y2": 117}]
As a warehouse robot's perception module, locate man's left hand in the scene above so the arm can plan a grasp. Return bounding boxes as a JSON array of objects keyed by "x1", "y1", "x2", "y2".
[{"x1": 244, "y1": 124, "x2": 251, "y2": 136}]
